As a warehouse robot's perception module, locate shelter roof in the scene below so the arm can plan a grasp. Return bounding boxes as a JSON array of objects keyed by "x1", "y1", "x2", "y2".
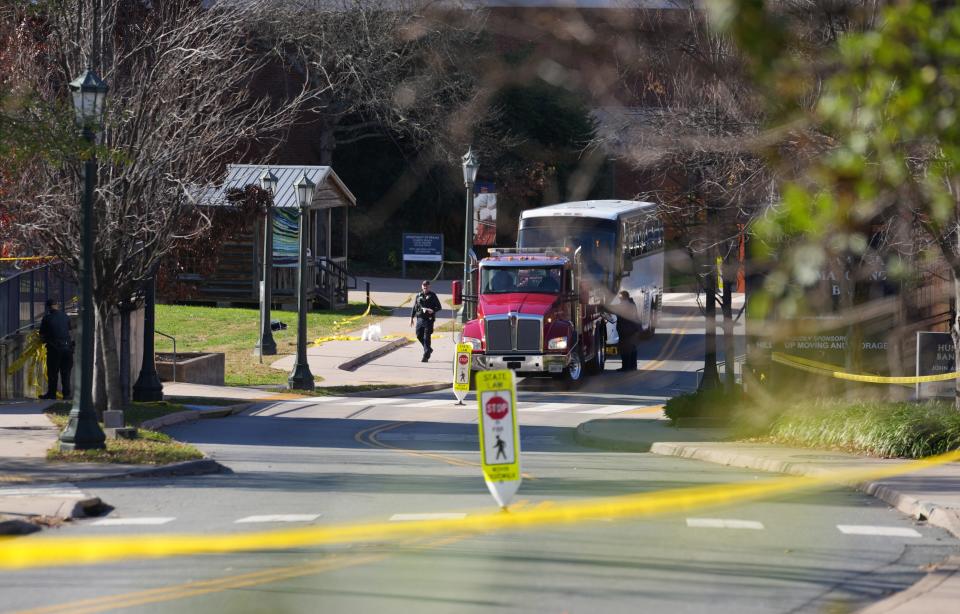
[{"x1": 211, "y1": 165, "x2": 357, "y2": 209}]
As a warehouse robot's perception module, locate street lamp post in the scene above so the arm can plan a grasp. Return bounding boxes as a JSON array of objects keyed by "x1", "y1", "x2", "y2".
[
  {"x1": 132, "y1": 270, "x2": 163, "y2": 402},
  {"x1": 255, "y1": 169, "x2": 278, "y2": 357},
  {"x1": 460, "y1": 148, "x2": 479, "y2": 323},
  {"x1": 288, "y1": 172, "x2": 315, "y2": 391},
  {"x1": 60, "y1": 68, "x2": 108, "y2": 451}
]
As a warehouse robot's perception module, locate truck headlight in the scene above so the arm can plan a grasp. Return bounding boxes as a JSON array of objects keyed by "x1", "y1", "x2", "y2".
[
  {"x1": 547, "y1": 337, "x2": 568, "y2": 350},
  {"x1": 463, "y1": 336, "x2": 482, "y2": 351}
]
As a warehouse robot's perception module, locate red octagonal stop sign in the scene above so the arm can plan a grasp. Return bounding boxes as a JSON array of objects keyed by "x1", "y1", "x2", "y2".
[
  {"x1": 458, "y1": 354, "x2": 469, "y2": 365},
  {"x1": 485, "y1": 396, "x2": 509, "y2": 420}
]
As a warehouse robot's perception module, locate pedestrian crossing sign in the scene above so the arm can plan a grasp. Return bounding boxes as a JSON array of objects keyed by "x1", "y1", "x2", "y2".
[
  {"x1": 453, "y1": 343, "x2": 473, "y2": 402},
  {"x1": 476, "y1": 370, "x2": 521, "y2": 508}
]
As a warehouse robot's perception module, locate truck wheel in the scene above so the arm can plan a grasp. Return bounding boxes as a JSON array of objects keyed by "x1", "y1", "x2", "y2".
[
  {"x1": 561, "y1": 348, "x2": 584, "y2": 389},
  {"x1": 586, "y1": 328, "x2": 606, "y2": 375}
]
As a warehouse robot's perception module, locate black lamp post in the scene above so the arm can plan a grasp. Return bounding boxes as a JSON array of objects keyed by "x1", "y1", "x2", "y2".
[
  {"x1": 132, "y1": 270, "x2": 163, "y2": 402},
  {"x1": 460, "y1": 147, "x2": 479, "y2": 323},
  {"x1": 255, "y1": 169, "x2": 278, "y2": 357},
  {"x1": 288, "y1": 172, "x2": 315, "y2": 391},
  {"x1": 60, "y1": 68, "x2": 108, "y2": 451}
]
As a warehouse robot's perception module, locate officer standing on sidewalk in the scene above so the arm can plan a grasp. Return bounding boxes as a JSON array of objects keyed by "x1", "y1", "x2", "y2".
[
  {"x1": 39, "y1": 299, "x2": 73, "y2": 399},
  {"x1": 410, "y1": 280, "x2": 442, "y2": 362}
]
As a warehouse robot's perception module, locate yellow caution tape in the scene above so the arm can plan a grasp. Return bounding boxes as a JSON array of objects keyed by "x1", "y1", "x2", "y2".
[
  {"x1": 772, "y1": 352, "x2": 960, "y2": 384},
  {"x1": 5, "y1": 330, "x2": 46, "y2": 397},
  {"x1": 0, "y1": 256, "x2": 55, "y2": 261},
  {"x1": 1, "y1": 446, "x2": 959, "y2": 570}
]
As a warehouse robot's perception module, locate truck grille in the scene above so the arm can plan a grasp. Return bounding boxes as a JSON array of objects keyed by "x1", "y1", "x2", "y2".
[{"x1": 485, "y1": 315, "x2": 542, "y2": 353}]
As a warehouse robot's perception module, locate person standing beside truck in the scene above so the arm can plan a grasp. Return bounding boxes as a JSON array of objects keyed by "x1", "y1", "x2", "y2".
[{"x1": 410, "y1": 280, "x2": 442, "y2": 362}]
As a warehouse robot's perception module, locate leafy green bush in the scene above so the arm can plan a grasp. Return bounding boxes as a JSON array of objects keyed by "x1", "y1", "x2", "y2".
[{"x1": 767, "y1": 399, "x2": 960, "y2": 458}]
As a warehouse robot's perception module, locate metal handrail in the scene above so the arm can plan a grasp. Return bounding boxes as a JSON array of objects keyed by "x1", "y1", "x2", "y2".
[{"x1": 155, "y1": 330, "x2": 177, "y2": 382}]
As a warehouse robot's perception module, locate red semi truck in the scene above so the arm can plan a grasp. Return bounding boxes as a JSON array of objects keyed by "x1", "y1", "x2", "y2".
[{"x1": 451, "y1": 199, "x2": 664, "y2": 387}]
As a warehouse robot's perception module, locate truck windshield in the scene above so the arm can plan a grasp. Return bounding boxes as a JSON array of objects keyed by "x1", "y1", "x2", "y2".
[
  {"x1": 481, "y1": 266, "x2": 563, "y2": 294},
  {"x1": 517, "y1": 218, "x2": 617, "y2": 288}
]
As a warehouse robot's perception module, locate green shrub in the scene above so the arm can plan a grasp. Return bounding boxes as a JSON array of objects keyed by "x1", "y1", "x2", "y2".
[{"x1": 767, "y1": 399, "x2": 960, "y2": 458}]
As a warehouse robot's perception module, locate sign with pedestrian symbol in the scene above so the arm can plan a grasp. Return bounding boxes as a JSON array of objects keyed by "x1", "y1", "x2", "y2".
[
  {"x1": 476, "y1": 370, "x2": 521, "y2": 508},
  {"x1": 453, "y1": 342, "x2": 473, "y2": 404}
]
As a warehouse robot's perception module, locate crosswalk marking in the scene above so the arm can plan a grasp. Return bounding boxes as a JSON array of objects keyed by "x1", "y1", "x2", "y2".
[
  {"x1": 389, "y1": 513, "x2": 467, "y2": 522},
  {"x1": 91, "y1": 517, "x2": 175, "y2": 526},
  {"x1": 235, "y1": 514, "x2": 322, "y2": 524},
  {"x1": 0, "y1": 483, "x2": 85, "y2": 498},
  {"x1": 837, "y1": 525, "x2": 922, "y2": 537},
  {"x1": 521, "y1": 403, "x2": 579, "y2": 413},
  {"x1": 340, "y1": 398, "x2": 405, "y2": 406},
  {"x1": 582, "y1": 405, "x2": 637, "y2": 415},
  {"x1": 687, "y1": 518, "x2": 765, "y2": 530},
  {"x1": 397, "y1": 399, "x2": 456, "y2": 408}
]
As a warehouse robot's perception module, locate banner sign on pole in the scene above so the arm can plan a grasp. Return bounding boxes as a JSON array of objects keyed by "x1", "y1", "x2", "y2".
[
  {"x1": 476, "y1": 370, "x2": 521, "y2": 508},
  {"x1": 453, "y1": 342, "x2": 472, "y2": 405}
]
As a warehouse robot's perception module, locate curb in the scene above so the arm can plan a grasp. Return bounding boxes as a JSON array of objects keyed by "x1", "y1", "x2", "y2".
[
  {"x1": 338, "y1": 338, "x2": 412, "y2": 372},
  {"x1": 857, "y1": 556, "x2": 960, "y2": 613},
  {"x1": 139, "y1": 403, "x2": 253, "y2": 431},
  {"x1": 649, "y1": 442, "x2": 960, "y2": 540},
  {"x1": 86, "y1": 458, "x2": 229, "y2": 480}
]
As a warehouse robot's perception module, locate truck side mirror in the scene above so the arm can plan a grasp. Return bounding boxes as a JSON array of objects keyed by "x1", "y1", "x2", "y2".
[{"x1": 452, "y1": 280, "x2": 462, "y2": 306}]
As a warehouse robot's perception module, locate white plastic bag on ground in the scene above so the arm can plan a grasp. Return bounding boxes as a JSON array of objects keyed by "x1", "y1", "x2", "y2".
[{"x1": 361, "y1": 324, "x2": 382, "y2": 342}]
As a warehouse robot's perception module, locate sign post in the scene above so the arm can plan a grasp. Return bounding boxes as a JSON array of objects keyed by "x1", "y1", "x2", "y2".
[
  {"x1": 476, "y1": 370, "x2": 521, "y2": 509},
  {"x1": 453, "y1": 342, "x2": 472, "y2": 405}
]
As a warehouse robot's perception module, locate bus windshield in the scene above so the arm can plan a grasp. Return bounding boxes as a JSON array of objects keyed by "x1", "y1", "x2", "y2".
[
  {"x1": 481, "y1": 266, "x2": 563, "y2": 294},
  {"x1": 517, "y1": 218, "x2": 617, "y2": 288}
]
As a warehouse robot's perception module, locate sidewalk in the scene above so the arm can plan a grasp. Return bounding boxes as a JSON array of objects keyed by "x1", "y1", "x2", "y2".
[
  {"x1": 574, "y1": 418, "x2": 960, "y2": 613},
  {"x1": 268, "y1": 276, "x2": 459, "y2": 388}
]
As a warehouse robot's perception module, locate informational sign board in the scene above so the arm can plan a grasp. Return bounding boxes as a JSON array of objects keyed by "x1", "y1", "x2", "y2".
[
  {"x1": 916, "y1": 332, "x2": 955, "y2": 399},
  {"x1": 402, "y1": 233, "x2": 444, "y2": 278},
  {"x1": 476, "y1": 370, "x2": 521, "y2": 508},
  {"x1": 453, "y1": 342, "x2": 473, "y2": 404},
  {"x1": 402, "y1": 233, "x2": 443, "y2": 262}
]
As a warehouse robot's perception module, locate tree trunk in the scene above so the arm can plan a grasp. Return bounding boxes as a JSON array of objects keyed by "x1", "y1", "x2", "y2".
[
  {"x1": 701, "y1": 258, "x2": 721, "y2": 391},
  {"x1": 96, "y1": 303, "x2": 124, "y2": 412},
  {"x1": 722, "y1": 266, "x2": 736, "y2": 392},
  {"x1": 93, "y1": 316, "x2": 107, "y2": 419}
]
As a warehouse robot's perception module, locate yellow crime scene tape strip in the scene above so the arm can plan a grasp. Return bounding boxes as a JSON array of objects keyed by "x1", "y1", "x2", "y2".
[
  {"x1": 5, "y1": 445, "x2": 960, "y2": 571},
  {"x1": 772, "y1": 352, "x2": 960, "y2": 384},
  {"x1": 0, "y1": 256, "x2": 55, "y2": 261}
]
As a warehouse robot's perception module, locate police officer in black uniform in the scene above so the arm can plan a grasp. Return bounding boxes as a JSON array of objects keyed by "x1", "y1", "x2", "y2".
[
  {"x1": 39, "y1": 299, "x2": 73, "y2": 399},
  {"x1": 410, "y1": 280, "x2": 442, "y2": 362}
]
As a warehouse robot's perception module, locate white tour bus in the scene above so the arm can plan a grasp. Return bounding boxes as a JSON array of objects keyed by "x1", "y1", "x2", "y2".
[{"x1": 517, "y1": 199, "x2": 664, "y2": 341}]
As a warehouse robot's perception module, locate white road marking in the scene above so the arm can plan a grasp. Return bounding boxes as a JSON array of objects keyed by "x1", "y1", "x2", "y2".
[
  {"x1": 0, "y1": 483, "x2": 85, "y2": 498},
  {"x1": 397, "y1": 399, "x2": 457, "y2": 408},
  {"x1": 340, "y1": 398, "x2": 406, "y2": 406},
  {"x1": 837, "y1": 525, "x2": 922, "y2": 537},
  {"x1": 389, "y1": 513, "x2": 468, "y2": 522},
  {"x1": 521, "y1": 403, "x2": 579, "y2": 413},
  {"x1": 686, "y1": 518, "x2": 765, "y2": 530},
  {"x1": 91, "y1": 517, "x2": 175, "y2": 526},
  {"x1": 582, "y1": 405, "x2": 637, "y2": 415},
  {"x1": 235, "y1": 514, "x2": 322, "y2": 524}
]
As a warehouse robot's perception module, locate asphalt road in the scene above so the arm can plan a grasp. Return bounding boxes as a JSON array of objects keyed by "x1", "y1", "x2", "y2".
[{"x1": 2, "y1": 306, "x2": 957, "y2": 613}]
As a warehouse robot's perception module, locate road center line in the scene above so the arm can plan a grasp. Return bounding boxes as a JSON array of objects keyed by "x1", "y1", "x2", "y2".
[
  {"x1": 836, "y1": 525, "x2": 922, "y2": 537},
  {"x1": 686, "y1": 518, "x2": 765, "y2": 530}
]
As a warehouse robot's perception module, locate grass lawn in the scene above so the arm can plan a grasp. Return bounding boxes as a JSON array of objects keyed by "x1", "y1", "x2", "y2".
[
  {"x1": 155, "y1": 302, "x2": 386, "y2": 386},
  {"x1": 45, "y1": 402, "x2": 205, "y2": 465}
]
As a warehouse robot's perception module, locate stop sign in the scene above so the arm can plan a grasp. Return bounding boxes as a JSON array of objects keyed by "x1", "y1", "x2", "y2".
[
  {"x1": 485, "y1": 396, "x2": 509, "y2": 420},
  {"x1": 458, "y1": 354, "x2": 469, "y2": 365}
]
